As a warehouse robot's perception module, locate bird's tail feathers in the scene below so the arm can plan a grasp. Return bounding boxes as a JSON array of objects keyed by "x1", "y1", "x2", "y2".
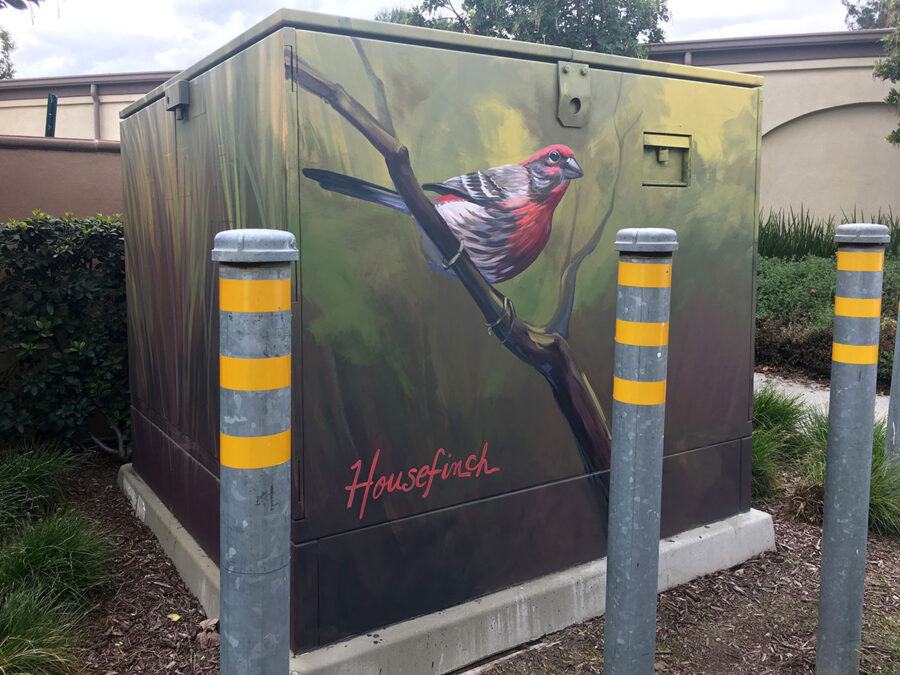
[{"x1": 301, "y1": 168, "x2": 411, "y2": 214}]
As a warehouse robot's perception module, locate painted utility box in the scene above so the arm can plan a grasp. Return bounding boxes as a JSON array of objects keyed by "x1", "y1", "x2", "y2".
[{"x1": 120, "y1": 10, "x2": 762, "y2": 651}]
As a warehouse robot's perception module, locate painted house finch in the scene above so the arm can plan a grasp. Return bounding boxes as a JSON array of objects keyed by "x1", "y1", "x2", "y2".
[{"x1": 302, "y1": 144, "x2": 583, "y2": 283}]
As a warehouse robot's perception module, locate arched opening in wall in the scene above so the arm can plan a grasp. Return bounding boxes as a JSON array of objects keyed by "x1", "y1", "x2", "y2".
[{"x1": 761, "y1": 102, "x2": 900, "y2": 219}]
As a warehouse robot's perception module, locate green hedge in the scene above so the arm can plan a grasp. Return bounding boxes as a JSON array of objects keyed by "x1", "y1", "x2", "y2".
[
  {"x1": 756, "y1": 255, "x2": 900, "y2": 383},
  {"x1": 0, "y1": 214, "x2": 128, "y2": 443}
]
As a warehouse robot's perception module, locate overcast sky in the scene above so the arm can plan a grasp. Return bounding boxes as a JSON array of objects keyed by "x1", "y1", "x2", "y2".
[{"x1": 1, "y1": 0, "x2": 851, "y2": 80}]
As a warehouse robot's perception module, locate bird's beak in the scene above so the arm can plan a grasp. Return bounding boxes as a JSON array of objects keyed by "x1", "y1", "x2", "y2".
[{"x1": 562, "y1": 157, "x2": 584, "y2": 180}]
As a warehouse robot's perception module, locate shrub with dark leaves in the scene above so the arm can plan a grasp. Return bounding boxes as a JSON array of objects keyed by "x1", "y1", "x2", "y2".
[{"x1": 0, "y1": 213, "x2": 128, "y2": 444}]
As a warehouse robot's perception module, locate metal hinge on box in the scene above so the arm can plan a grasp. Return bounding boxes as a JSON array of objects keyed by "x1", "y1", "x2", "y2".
[{"x1": 557, "y1": 61, "x2": 591, "y2": 128}]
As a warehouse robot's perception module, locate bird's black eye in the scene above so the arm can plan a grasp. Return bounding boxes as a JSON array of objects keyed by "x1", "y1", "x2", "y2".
[{"x1": 548, "y1": 150, "x2": 561, "y2": 163}]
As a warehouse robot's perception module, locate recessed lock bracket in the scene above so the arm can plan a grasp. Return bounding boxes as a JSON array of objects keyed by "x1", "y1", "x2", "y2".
[
  {"x1": 557, "y1": 62, "x2": 591, "y2": 128},
  {"x1": 643, "y1": 133, "x2": 692, "y2": 187},
  {"x1": 165, "y1": 80, "x2": 190, "y2": 120}
]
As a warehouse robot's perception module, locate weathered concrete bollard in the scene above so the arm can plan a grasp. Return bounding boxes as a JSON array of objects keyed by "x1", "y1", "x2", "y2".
[
  {"x1": 816, "y1": 223, "x2": 889, "y2": 675},
  {"x1": 212, "y1": 229, "x2": 298, "y2": 675},
  {"x1": 604, "y1": 228, "x2": 677, "y2": 675}
]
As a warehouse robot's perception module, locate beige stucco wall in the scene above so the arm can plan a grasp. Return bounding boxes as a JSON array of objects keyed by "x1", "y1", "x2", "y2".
[
  {"x1": 761, "y1": 102, "x2": 898, "y2": 217},
  {"x1": 0, "y1": 139, "x2": 122, "y2": 221},
  {"x1": 727, "y1": 57, "x2": 899, "y2": 217},
  {"x1": 0, "y1": 94, "x2": 135, "y2": 141}
]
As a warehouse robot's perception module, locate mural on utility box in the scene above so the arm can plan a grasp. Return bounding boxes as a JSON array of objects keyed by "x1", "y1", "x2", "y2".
[
  {"x1": 287, "y1": 44, "x2": 632, "y2": 521},
  {"x1": 122, "y1": 23, "x2": 759, "y2": 647}
]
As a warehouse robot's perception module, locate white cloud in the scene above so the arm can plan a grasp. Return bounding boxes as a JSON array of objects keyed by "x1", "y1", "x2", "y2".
[
  {"x1": 665, "y1": 0, "x2": 847, "y2": 41},
  {"x1": 0, "y1": 0, "x2": 856, "y2": 79}
]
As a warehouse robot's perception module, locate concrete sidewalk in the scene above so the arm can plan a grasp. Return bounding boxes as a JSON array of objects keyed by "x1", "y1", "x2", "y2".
[{"x1": 753, "y1": 372, "x2": 891, "y2": 419}]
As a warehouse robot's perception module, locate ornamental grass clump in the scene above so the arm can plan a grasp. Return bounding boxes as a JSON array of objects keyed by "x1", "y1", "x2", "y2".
[
  {"x1": 796, "y1": 412, "x2": 900, "y2": 537},
  {"x1": 0, "y1": 586, "x2": 82, "y2": 675},
  {"x1": 0, "y1": 510, "x2": 115, "y2": 610},
  {"x1": 751, "y1": 385, "x2": 807, "y2": 499},
  {"x1": 759, "y1": 207, "x2": 900, "y2": 260},
  {"x1": 0, "y1": 442, "x2": 79, "y2": 532},
  {"x1": 0, "y1": 445, "x2": 112, "y2": 674},
  {"x1": 749, "y1": 426, "x2": 781, "y2": 501}
]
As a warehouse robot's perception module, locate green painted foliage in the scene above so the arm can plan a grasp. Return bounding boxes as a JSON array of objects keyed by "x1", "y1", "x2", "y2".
[{"x1": 0, "y1": 214, "x2": 128, "y2": 443}]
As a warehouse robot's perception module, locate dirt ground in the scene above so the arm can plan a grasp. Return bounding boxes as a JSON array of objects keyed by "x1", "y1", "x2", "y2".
[
  {"x1": 71, "y1": 453, "x2": 899, "y2": 674},
  {"x1": 469, "y1": 476, "x2": 900, "y2": 675},
  {"x1": 69, "y1": 452, "x2": 219, "y2": 674}
]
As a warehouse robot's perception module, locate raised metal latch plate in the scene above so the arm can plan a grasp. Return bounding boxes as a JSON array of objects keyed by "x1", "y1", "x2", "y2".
[
  {"x1": 165, "y1": 80, "x2": 190, "y2": 120},
  {"x1": 557, "y1": 62, "x2": 591, "y2": 128}
]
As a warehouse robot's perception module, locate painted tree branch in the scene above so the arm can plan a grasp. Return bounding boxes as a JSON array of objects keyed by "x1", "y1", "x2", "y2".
[
  {"x1": 541, "y1": 78, "x2": 638, "y2": 339},
  {"x1": 351, "y1": 38, "x2": 396, "y2": 138},
  {"x1": 285, "y1": 50, "x2": 610, "y2": 472}
]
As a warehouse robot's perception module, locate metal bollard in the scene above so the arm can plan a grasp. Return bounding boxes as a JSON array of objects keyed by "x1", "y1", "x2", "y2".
[
  {"x1": 886, "y1": 298, "x2": 900, "y2": 460},
  {"x1": 816, "y1": 223, "x2": 889, "y2": 675},
  {"x1": 604, "y1": 228, "x2": 677, "y2": 675},
  {"x1": 212, "y1": 229, "x2": 298, "y2": 675}
]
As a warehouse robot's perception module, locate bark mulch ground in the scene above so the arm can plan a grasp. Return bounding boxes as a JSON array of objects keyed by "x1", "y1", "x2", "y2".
[
  {"x1": 70, "y1": 451, "x2": 899, "y2": 674},
  {"x1": 68, "y1": 451, "x2": 219, "y2": 674},
  {"x1": 468, "y1": 477, "x2": 900, "y2": 675}
]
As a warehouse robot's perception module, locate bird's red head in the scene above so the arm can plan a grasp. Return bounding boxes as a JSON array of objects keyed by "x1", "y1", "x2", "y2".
[
  {"x1": 520, "y1": 144, "x2": 584, "y2": 200},
  {"x1": 522, "y1": 144, "x2": 584, "y2": 183}
]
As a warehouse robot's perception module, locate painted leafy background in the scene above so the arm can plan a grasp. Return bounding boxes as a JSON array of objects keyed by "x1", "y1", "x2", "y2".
[{"x1": 123, "y1": 28, "x2": 759, "y2": 539}]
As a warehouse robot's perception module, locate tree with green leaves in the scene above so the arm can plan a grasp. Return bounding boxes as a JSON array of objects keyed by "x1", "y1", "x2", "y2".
[
  {"x1": 841, "y1": 0, "x2": 900, "y2": 146},
  {"x1": 0, "y1": 27, "x2": 13, "y2": 80},
  {"x1": 843, "y1": 0, "x2": 894, "y2": 28},
  {"x1": 845, "y1": 1, "x2": 900, "y2": 144},
  {"x1": 875, "y1": 1, "x2": 900, "y2": 144},
  {"x1": 0, "y1": 0, "x2": 41, "y2": 79},
  {"x1": 0, "y1": 0, "x2": 40, "y2": 8},
  {"x1": 376, "y1": 0, "x2": 670, "y2": 58}
]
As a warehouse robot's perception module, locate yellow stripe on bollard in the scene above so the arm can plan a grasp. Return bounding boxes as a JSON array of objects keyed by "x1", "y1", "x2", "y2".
[
  {"x1": 834, "y1": 297, "x2": 882, "y2": 318},
  {"x1": 219, "y1": 278, "x2": 291, "y2": 313},
  {"x1": 220, "y1": 429, "x2": 291, "y2": 469},
  {"x1": 220, "y1": 355, "x2": 291, "y2": 391},
  {"x1": 617, "y1": 262, "x2": 672, "y2": 288},
  {"x1": 836, "y1": 251, "x2": 885, "y2": 272},
  {"x1": 831, "y1": 342, "x2": 879, "y2": 365},
  {"x1": 613, "y1": 376, "x2": 666, "y2": 406},
  {"x1": 615, "y1": 319, "x2": 669, "y2": 347}
]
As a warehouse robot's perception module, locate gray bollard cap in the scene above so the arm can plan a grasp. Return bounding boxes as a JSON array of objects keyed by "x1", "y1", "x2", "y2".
[
  {"x1": 212, "y1": 229, "x2": 299, "y2": 262},
  {"x1": 834, "y1": 223, "x2": 890, "y2": 245},
  {"x1": 614, "y1": 228, "x2": 678, "y2": 253}
]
